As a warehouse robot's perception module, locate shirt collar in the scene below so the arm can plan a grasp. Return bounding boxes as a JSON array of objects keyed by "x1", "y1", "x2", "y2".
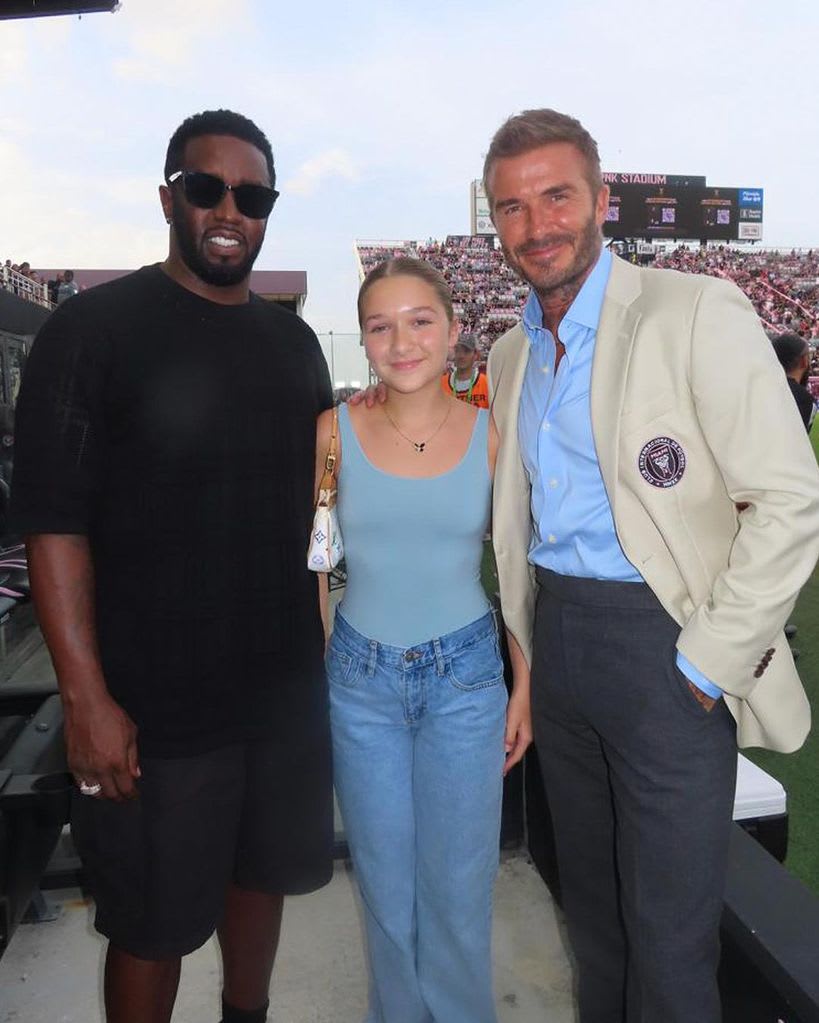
[{"x1": 522, "y1": 246, "x2": 613, "y2": 343}]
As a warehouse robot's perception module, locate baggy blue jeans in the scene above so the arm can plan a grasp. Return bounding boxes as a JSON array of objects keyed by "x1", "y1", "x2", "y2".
[{"x1": 327, "y1": 609, "x2": 507, "y2": 1023}]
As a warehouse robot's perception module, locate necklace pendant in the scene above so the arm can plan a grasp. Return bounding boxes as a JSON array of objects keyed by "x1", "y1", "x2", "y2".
[{"x1": 414, "y1": 442, "x2": 425, "y2": 453}]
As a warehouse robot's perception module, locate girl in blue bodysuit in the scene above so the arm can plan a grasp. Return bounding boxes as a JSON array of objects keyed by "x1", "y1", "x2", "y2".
[{"x1": 314, "y1": 257, "x2": 531, "y2": 1023}]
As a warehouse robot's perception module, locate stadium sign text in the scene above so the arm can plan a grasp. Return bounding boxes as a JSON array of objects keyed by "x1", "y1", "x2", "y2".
[
  {"x1": 604, "y1": 173, "x2": 668, "y2": 185},
  {"x1": 603, "y1": 172, "x2": 707, "y2": 187}
]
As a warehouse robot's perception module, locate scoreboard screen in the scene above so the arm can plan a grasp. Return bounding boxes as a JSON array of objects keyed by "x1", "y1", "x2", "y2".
[{"x1": 602, "y1": 174, "x2": 763, "y2": 242}]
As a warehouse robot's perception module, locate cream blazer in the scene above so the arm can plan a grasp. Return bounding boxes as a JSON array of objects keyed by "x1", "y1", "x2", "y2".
[{"x1": 488, "y1": 255, "x2": 819, "y2": 752}]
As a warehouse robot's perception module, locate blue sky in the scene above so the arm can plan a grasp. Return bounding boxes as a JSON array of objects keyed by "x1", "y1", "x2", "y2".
[{"x1": 2, "y1": 0, "x2": 817, "y2": 335}]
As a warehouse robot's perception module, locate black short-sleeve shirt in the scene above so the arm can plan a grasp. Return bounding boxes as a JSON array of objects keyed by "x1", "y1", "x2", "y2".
[
  {"x1": 11, "y1": 265, "x2": 333, "y2": 756},
  {"x1": 788, "y1": 378, "x2": 816, "y2": 432}
]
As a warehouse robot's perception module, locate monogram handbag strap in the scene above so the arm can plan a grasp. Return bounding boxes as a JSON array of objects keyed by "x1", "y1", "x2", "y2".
[{"x1": 318, "y1": 405, "x2": 339, "y2": 493}]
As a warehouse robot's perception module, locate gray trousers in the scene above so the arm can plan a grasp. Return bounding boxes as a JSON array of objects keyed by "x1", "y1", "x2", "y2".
[{"x1": 531, "y1": 569, "x2": 737, "y2": 1023}]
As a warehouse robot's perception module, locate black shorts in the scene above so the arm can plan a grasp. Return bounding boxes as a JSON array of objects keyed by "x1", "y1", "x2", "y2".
[{"x1": 70, "y1": 734, "x2": 334, "y2": 960}]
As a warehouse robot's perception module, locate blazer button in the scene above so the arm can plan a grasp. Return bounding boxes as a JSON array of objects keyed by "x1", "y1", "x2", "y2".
[
  {"x1": 766, "y1": 648, "x2": 775, "y2": 656},
  {"x1": 754, "y1": 667, "x2": 764, "y2": 678}
]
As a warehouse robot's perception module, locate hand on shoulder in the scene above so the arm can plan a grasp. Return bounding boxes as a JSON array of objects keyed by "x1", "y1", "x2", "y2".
[{"x1": 347, "y1": 382, "x2": 387, "y2": 408}]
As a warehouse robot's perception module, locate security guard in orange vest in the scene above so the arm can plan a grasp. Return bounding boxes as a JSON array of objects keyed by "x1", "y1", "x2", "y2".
[{"x1": 441, "y1": 335, "x2": 490, "y2": 408}]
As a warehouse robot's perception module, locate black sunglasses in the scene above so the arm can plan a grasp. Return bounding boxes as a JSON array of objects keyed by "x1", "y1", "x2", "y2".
[{"x1": 167, "y1": 170, "x2": 279, "y2": 219}]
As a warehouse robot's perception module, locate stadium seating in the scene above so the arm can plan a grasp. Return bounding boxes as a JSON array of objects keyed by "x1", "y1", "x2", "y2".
[
  {"x1": 357, "y1": 236, "x2": 526, "y2": 356},
  {"x1": 654, "y1": 246, "x2": 819, "y2": 338},
  {"x1": 356, "y1": 240, "x2": 819, "y2": 361}
]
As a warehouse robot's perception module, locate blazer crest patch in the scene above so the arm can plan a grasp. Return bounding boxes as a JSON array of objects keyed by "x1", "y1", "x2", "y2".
[{"x1": 638, "y1": 436, "x2": 686, "y2": 488}]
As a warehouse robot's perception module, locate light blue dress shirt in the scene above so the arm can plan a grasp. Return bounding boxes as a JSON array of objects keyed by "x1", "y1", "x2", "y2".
[{"x1": 517, "y1": 247, "x2": 721, "y2": 700}]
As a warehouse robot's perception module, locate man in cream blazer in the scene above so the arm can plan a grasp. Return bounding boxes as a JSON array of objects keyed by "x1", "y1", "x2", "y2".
[{"x1": 485, "y1": 109, "x2": 819, "y2": 1023}]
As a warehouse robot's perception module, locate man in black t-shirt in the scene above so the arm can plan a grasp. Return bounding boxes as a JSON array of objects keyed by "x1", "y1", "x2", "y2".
[
  {"x1": 11, "y1": 110, "x2": 333, "y2": 1023},
  {"x1": 772, "y1": 332, "x2": 816, "y2": 432}
]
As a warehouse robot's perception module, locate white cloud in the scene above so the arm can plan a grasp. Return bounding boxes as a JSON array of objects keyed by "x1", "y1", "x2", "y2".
[
  {"x1": 3, "y1": 0, "x2": 819, "y2": 332},
  {"x1": 0, "y1": 23, "x2": 26, "y2": 86},
  {"x1": 0, "y1": 11, "x2": 73, "y2": 90},
  {"x1": 109, "y1": 0, "x2": 252, "y2": 81},
  {"x1": 0, "y1": 135, "x2": 28, "y2": 183},
  {"x1": 111, "y1": 56, "x2": 167, "y2": 84},
  {"x1": 7, "y1": 201, "x2": 165, "y2": 271},
  {"x1": 93, "y1": 174, "x2": 163, "y2": 207},
  {"x1": 285, "y1": 149, "x2": 361, "y2": 197},
  {"x1": 1, "y1": 133, "x2": 163, "y2": 270}
]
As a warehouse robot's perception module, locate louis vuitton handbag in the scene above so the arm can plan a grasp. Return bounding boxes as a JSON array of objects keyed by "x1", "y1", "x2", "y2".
[{"x1": 307, "y1": 405, "x2": 344, "y2": 572}]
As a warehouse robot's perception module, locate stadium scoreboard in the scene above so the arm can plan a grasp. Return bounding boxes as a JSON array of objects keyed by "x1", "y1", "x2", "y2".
[
  {"x1": 603, "y1": 173, "x2": 763, "y2": 242},
  {"x1": 471, "y1": 173, "x2": 764, "y2": 242},
  {"x1": 470, "y1": 181, "x2": 493, "y2": 236}
]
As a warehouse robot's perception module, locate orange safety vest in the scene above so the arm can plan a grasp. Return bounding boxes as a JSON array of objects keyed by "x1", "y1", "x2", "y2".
[{"x1": 441, "y1": 369, "x2": 490, "y2": 409}]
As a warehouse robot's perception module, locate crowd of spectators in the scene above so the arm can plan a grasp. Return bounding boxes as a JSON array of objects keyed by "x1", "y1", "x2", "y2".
[
  {"x1": 2, "y1": 260, "x2": 79, "y2": 309},
  {"x1": 653, "y1": 246, "x2": 819, "y2": 340},
  {"x1": 2, "y1": 259, "x2": 50, "y2": 307},
  {"x1": 6, "y1": 243, "x2": 819, "y2": 375},
  {"x1": 357, "y1": 240, "x2": 819, "y2": 367},
  {"x1": 358, "y1": 236, "x2": 525, "y2": 356}
]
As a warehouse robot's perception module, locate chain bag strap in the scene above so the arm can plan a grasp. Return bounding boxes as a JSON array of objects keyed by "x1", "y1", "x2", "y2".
[{"x1": 307, "y1": 405, "x2": 344, "y2": 572}]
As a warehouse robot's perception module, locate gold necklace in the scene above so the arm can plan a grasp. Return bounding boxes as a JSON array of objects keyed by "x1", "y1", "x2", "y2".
[{"x1": 382, "y1": 402, "x2": 453, "y2": 454}]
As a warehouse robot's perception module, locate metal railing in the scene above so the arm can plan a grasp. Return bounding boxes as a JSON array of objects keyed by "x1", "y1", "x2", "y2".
[
  {"x1": 1, "y1": 267, "x2": 52, "y2": 310},
  {"x1": 316, "y1": 332, "x2": 374, "y2": 391}
]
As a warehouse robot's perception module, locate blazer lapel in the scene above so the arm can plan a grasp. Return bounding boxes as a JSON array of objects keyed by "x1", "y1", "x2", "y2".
[
  {"x1": 590, "y1": 258, "x2": 642, "y2": 516},
  {"x1": 506, "y1": 327, "x2": 531, "y2": 428},
  {"x1": 490, "y1": 324, "x2": 530, "y2": 427},
  {"x1": 495, "y1": 326, "x2": 531, "y2": 512}
]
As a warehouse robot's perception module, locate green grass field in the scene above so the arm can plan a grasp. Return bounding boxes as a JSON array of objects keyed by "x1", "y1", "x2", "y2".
[{"x1": 483, "y1": 426, "x2": 819, "y2": 893}]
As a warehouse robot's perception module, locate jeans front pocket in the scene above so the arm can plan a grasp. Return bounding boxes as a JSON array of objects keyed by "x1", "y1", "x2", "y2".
[
  {"x1": 325, "y1": 639, "x2": 362, "y2": 689},
  {"x1": 447, "y1": 630, "x2": 505, "y2": 692}
]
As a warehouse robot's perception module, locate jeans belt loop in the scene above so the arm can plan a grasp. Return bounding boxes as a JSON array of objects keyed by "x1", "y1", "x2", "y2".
[
  {"x1": 366, "y1": 639, "x2": 378, "y2": 678},
  {"x1": 432, "y1": 637, "x2": 445, "y2": 676}
]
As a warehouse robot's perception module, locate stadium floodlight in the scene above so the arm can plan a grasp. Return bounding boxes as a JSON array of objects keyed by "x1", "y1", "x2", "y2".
[{"x1": 0, "y1": 1, "x2": 120, "y2": 19}]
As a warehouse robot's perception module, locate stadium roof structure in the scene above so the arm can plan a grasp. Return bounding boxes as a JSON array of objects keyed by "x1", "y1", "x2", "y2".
[
  {"x1": 36, "y1": 268, "x2": 309, "y2": 314},
  {"x1": 0, "y1": 286, "x2": 51, "y2": 337},
  {"x1": 0, "y1": 1, "x2": 119, "y2": 19}
]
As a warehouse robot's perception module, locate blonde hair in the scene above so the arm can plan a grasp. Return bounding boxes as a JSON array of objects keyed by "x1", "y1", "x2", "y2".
[{"x1": 358, "y1": 257, "x2": 454, "y2": 326}]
